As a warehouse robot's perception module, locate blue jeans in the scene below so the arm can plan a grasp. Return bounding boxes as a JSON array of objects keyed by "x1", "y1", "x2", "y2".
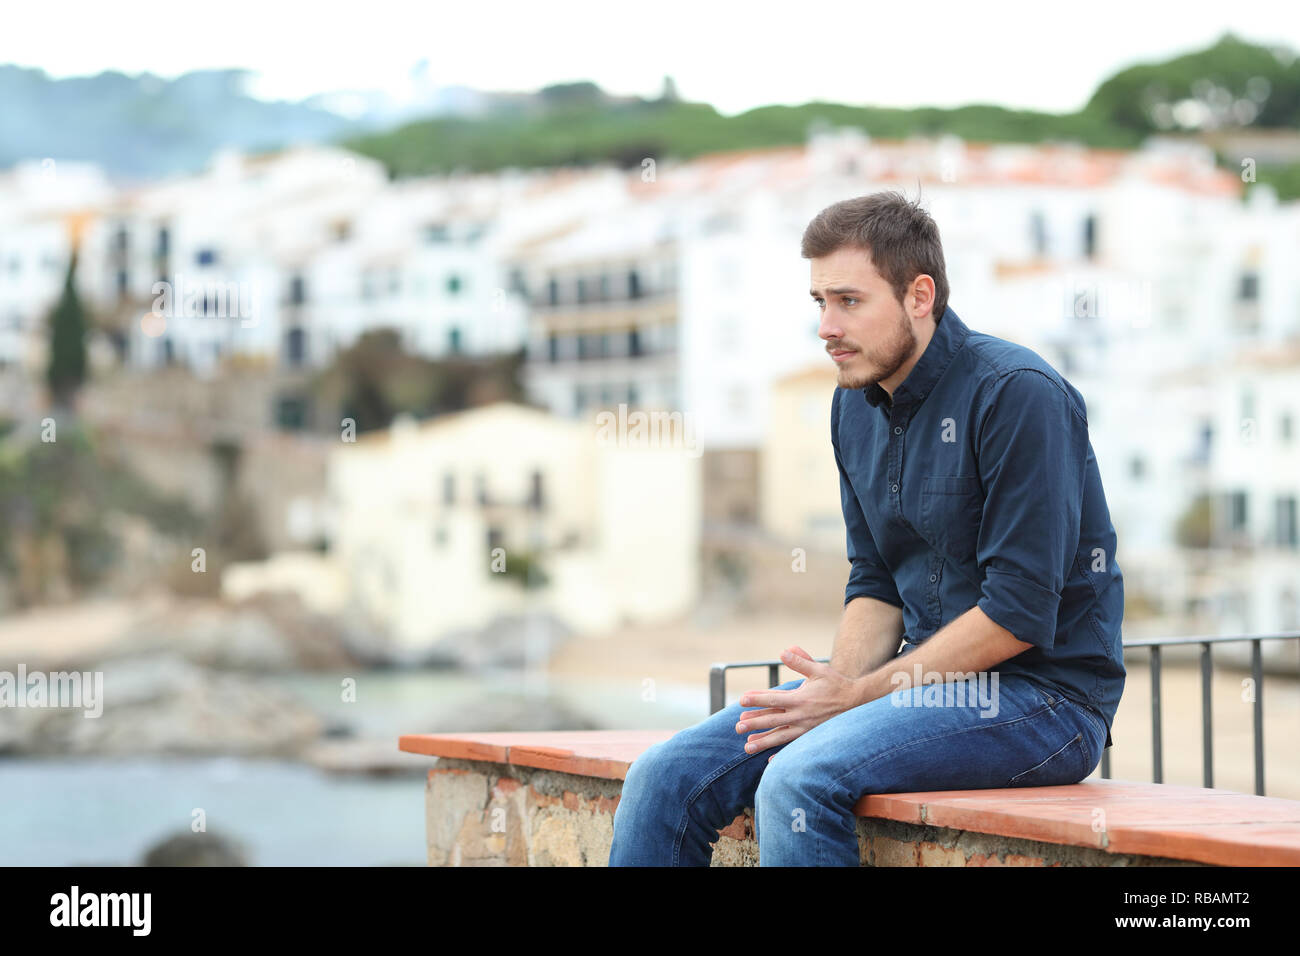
[{"x1": 609, "y1": 672, "x2": 1108, "y2": 866}]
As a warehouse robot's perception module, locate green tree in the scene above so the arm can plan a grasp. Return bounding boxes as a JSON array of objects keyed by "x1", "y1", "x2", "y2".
[
  {"x1": 46, "y1": 249, "x2": 89, "y2": 409},
  {"x1": 309, "y1": 329, "x2": 525, "y2": 436},
  {"x1": 1084, "y1": 33, "x2": 1300, "y2": 134}
]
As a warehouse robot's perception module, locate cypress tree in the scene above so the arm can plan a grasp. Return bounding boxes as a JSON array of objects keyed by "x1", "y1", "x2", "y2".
[{"x1": 46, "y1": 249, "x2": 88, "y2": 409}]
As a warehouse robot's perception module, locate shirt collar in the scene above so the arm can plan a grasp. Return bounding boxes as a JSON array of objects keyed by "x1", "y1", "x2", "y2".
[{"x1": 862, "y1": 304, "x2": 971, "y2": 409}]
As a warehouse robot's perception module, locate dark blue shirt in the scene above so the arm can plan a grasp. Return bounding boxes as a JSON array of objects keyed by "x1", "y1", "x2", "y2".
[{"x1": 832, "y1": 304, "x2": 1125, "y2": 745}]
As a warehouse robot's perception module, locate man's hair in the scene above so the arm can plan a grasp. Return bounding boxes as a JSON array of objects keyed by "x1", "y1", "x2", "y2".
[{"x1": 801, "y1": 190, "x2": 950, "y2": 320}]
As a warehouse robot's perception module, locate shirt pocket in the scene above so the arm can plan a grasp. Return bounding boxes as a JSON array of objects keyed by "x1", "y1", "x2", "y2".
[{"x1": 920, "y1": 475, "x2": 983, "y2": 562}]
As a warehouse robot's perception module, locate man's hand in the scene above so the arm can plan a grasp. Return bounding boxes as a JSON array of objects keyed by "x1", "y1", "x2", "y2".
[{"x1": 735, "y1": 646, "x2": 862, "y2": 760}]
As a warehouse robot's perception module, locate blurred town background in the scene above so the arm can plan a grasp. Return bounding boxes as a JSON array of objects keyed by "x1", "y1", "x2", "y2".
[{"x1": 1, "y1": 31, "x2": 1299, "y2": 864}]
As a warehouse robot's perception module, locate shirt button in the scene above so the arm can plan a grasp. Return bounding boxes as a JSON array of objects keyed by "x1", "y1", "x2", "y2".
[
  {"x1": 891, "y1": 483, "x2": 899, "y2": 493},
  {"x1": 929, "y1": 574, "x2": 938, "y2": 582},
  {"x1": 893, "y1": 426, "x2": 902, "y2": 435}
]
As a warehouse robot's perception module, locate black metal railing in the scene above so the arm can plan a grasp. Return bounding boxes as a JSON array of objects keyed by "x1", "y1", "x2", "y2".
[{"x1": 708, "y1": 632, "x2": 1300, "y2": 797}]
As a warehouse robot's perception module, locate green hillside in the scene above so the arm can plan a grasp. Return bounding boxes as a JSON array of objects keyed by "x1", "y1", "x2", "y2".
[{"x1": 342, "y1": 34, "x2": 1300, "y2": 197}]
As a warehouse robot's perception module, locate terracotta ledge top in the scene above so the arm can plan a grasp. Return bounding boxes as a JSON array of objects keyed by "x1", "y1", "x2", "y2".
[
  {"x1": 399, "y1": 730, "x2": 677, "y2": 781},
  {"x1": 398, "y1": 729, "x2": 1300, "y2": 866}
]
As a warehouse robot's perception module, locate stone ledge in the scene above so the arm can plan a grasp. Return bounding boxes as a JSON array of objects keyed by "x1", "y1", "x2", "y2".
[{"x1": 400, "y1": 730, "x2": 1300, "y2": 866}]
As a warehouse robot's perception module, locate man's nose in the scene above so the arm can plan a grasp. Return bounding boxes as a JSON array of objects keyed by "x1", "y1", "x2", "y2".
[{"x1": 818, "y1": 312, "x2": 843, "y2": 342}]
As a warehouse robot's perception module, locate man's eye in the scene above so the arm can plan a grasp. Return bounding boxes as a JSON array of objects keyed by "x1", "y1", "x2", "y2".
[
  {"x1": 842, "y1": 297, "x2": 857, "y2": 307},
  {"x1": 813, "y1": 298, "x2": 824, "y2": 309}
]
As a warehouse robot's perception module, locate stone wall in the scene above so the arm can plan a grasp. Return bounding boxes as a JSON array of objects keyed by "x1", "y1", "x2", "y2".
[{"x1": 423, "y1": 757, "x2": 1202, "y2": 867}]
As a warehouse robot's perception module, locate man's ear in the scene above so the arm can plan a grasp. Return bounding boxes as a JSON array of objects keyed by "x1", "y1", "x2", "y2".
[{"x1": 910, "y1": 275, "x2": 936, "y2": 318}]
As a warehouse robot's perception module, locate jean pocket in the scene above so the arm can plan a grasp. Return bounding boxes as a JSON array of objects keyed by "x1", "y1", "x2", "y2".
[
  {"x1": 1064, "y1": 699, "x2": 1107, "y2": 772},
  {"x1": 1005, "y1": 728, "x2": 1088, "y2": 787}
]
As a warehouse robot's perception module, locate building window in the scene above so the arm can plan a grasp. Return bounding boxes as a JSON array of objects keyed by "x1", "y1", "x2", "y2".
[
  {"x1": 1129, "y1": 456, "x2": 1145, "y2": 479},
  {"x1": 487, "y1": 526, "x2": 503, "y2": 553},
  {"x1": 529, "y1": 470, "x2": 545, "y2": 511},
  {"x1": 1193, "y1": 422, "x2": 1213, "y2": 463},
  {"x1": 476, "y1": 473, "x2": 489, "y2": 506},
  {"x1": 156, "y1": 227, "x2": 170, "y2": 257},
  {"x1": 425, "y1": 224, "x2": 449, "y2": 243},
  {"x1": 628, "y1": 328, "x2": 642, "y2": 356},
  {"x1": 446, "y1": 273, "x2": 462, "y2": 295},
  {"x1": 448, "y1": 327, "x2": 462, "y2": 354},
  {"x1": 548, "y1": 277, "x2": 559, "y2": 306},
  {"x1": 1238, "y1": 272, "x2": 1259, "y2": 301},
  {"x1": 196, "y1": 248, "x2": 217, "y2": 267},
  {"x1": 1082, "y1": 215, "x2": 1097, "y2": 259},
  {"x1": 548, "y1": 333, "x2": 559, "y2": 362},
  {"x1": 276, "y1": 395, "x2": 308, "y2": 430},
  {"x1": 1281, "y1": 414, "x2": 1293, "y2": 443},
  {"x1": 1030, "y1": 211, "x2": 1048, "y2": 256},
  {"x1": 1275, "y1": 496, "x2": 1298, "y2": 549},
  {"x1": 289, "y1": 274, "x2": 305, "y2": 305},
  {"x1": 576, "y1": 277, "x2": 588, "y2": 304},
  {"x1": 1228, "y1": 491, "x2": 1249, "y2": 532},
  {"x1": 442, "y1": 472, "x2": 455, "y2": 506},
  {"x1": 627, "y1": 270, "x2": 642, "y2": 299},
  {"x1": 286, "y1": 327, "x2": 307, "y2": 366}
]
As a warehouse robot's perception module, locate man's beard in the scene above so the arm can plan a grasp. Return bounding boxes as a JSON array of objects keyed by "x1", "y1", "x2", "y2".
[{"x1": 835, "y1": 305, "x2": 917, "y2": 391}]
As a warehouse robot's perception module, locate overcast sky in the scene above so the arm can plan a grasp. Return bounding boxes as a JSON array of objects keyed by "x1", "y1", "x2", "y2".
[{"x1": 6, "y1": 0, "x2": 1300, "y2": 116}]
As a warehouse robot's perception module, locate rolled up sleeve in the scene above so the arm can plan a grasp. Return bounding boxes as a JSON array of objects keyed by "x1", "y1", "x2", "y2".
[
  {"x1": 974, "y1": 371, "x2": 1087, "y2": 649},
  {"x1": 833, "y1": 388, "x2": 903, "y2": 609}
]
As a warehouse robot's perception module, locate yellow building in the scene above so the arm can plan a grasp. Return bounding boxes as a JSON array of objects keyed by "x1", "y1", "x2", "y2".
[{"x1": 761, "y1": 364, "x2": 845, "y2": 554}]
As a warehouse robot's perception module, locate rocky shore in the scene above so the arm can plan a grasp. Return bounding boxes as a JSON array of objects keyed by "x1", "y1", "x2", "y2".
[{"x1": 0, "y1": 590, "x2": 606, "y2": 766}]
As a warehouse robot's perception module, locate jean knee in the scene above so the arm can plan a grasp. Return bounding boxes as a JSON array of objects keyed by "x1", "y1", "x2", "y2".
[
  {"x1": 622, "y1": 741, "x2": 664, "y2": 793},
  {"x1": 755, "y1": 753, "x2": 809, "y2": 807},
  {"x1": 621, "y1": 738, "x2": 692, "y2": 806}
]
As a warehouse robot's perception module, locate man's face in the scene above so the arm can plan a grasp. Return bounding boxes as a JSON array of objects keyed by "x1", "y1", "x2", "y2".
[{"x1": 811, "y1": 245, "x2": 917, "y2": 392}]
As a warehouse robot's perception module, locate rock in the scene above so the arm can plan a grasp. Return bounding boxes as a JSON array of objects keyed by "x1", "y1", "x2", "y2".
[
  {"x1": 100, "y1": 593, "x2": 360, "y2": 673},
  {"x1": 169, "y1": 605, "x2": 297, "y2": 672},
  {"x1": 424, "y1": 613, "x2": 572, "y2": 671},
  {"x1": 303, "y1": 738, "x2": 425, "y2": 776},
  {"x1": 141, "y1": 830, "x2": 249, "y2": 866},
  {"x1": 429, "y1": 690, "x2": 603, "y2": 733},
  {"x1": 0, "y1": 654, "x2": 323, "y2": 757}
]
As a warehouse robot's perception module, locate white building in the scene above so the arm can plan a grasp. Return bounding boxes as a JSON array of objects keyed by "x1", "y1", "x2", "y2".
[{"x1": 325, "y1": 401, "x2": 701, "y2": 658}]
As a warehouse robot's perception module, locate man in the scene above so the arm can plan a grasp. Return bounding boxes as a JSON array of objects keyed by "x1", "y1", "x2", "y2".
[{"x1": 608, "y1": 190, "x2": 1125, "y2": 866}]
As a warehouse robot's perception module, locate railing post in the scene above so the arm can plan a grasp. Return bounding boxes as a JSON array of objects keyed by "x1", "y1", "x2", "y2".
[
  {"x1": 1151, "y1": 645, "x2": 1163, "y2": 784},
  {"x1": 709, "y1": 664, "x2": 726, "y2": 716},
  {"x1": 1200, "y1": 642, "x2": 1213, "y2": 789},
  {"x1": 1251, "y1": 639, "x2": 1264, "y2": 796}
]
